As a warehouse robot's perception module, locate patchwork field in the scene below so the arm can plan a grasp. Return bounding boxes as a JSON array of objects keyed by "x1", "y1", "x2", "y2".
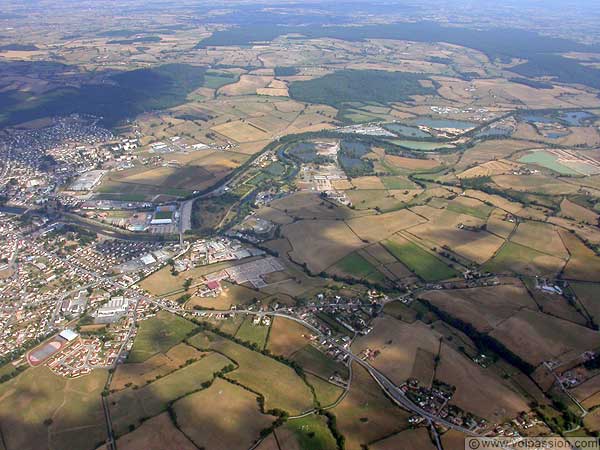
[
  {"x1": 419, "y1": 284, "x2": 537, "y2": 333},
  {"x1": 346, "y1": 209, "x2": 425, "y2": 242},
  {"x1": 173, "y1": 378, "x2": 275, "y2": 450},
  {"x1": 483, "y1": 242, "x2": 565, "y2": 276},
  {"x1": 283, "y1": 219, "x2": 367, "y2": 274},
  {"x1": 112, "y1": 343, "x2": 204, "y2": 390},
  {"x1": 109, "y1": 352, "x2": 232, "y2": 435},
  {"x1": 113, "y1": 412, "x2": 197, "y2": 450},
  {"x1": 211, "y1": 119, "x2": 271, "y2": 142},
  {"x1": 127, "y1": 311, "x2": 197, "y2": 363},
  {"x1": 188, "y1": 331, "x2": 314, "y2": 414},
  {"x1": 329, "y1": 251, "x2": 387, "y2": 284}
]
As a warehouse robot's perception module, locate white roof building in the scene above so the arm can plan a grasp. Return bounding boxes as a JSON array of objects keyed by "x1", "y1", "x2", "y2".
[{"x1": 59, "y1": 329, "x2": 79, "y2": 342}]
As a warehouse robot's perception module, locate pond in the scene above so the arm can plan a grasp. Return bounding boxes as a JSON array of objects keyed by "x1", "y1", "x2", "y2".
[
  {"x1": 559, "y1": 111, "x2": 595, "y2": 126},
  {"x1": 383, "y1": 123, "x2": 431, "y2": 138},
  {"x1": 392, "y1": 140, "x2": 455, "y2": 151},
  {"x1": 409, "y1": 118, "x2": 476, "y2": 130}
]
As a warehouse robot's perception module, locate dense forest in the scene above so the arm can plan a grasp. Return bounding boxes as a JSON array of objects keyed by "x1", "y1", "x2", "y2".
[{"x1": 288, "y1": 69, "x2": 434, "y2": 107}]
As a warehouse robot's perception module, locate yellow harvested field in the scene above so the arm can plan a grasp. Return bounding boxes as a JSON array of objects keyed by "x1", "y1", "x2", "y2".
[
  {"x1": 350, "y1": 176, "x2": 386, "y2": 190},
  {"x1": 273, "y1": 100, "x2": 305, "y2": 113},
  {"x1": 283, "y1": 220, "x2": 367, "y2": 273},
  {"x1": 115, "y1": 413, "x2": 197, "y2": 450},
  {"x1": 559, "y1": 127, "x2": 600, "y2": 147},
  {"x1": 384, "y1": 154, "x2": 439, "y2": 170},
  {"x1": 548, "y1": 216, "x2": 600, "y2": 246},
  {"x1": 211, "y1": 120, "x2": 271, "y2": 142},
  {"x1": 249, "y1": 114, "x2": 291, "y2": 134},
  {"x1": 257, "y1": 87, "x2": 289, "y2": 96},
  {"x1": 486, "y1": 209, "x2": 516, "y2": 238},
  {"x1": 346, "y1": 209, "x2": 426, "y2": 242},
  {"x1": 219, "y1": 74, "x2": 273, "y2": 95},
  {"x1": 511, "y1": 222, "x2": 569, "y2": 259},
  {"x1": 331, "y1": 179, "x2": 354, "y2": 190},
  {"x1": 560, "y1": 199, "x2": 599, "y2": 225},
  {"x1": 457, "y1": 159, "x2": 522, "y2": 178},
  {"x1": 236, "y1": 140, "x2": 271, "y2": 155},
  {"x1": 174, "y1": 378, "x2": 275, "y2": 450}
]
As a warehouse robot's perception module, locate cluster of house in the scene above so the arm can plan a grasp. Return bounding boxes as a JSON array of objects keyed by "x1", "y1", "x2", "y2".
[
  {"x1": 0, "y1": 222, "x2": 100, "y2": 359},
  {"x1": 0, "y1": 115, "x2": 116, "y2": 207},
  {"x1": 403, "y1": 379, "x2": 486, "y2": 431}
]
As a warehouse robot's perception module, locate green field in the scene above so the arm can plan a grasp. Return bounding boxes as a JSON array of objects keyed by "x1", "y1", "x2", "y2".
[
  {"x1": 332, "y1": 252, "x2": 386, "y2": 283},
  {"x1": 482, "y1": 241, "x2": 563, "y2": 276},
  {"x1": 382, "y1": 239, "x2": 458, "y2": 281},
  {"x1": 203, "y1": 71, "x2": 239, "y2": 89},
  {"x1": 0, "y1": 363, "x2": 17, "y2": 379},
  {"x1": 380, "y1": 175, "x2": 417, "y2": 190},
  {"x1": 292, "y1": 344, "x2": 349, "y2": 380},
  {"x1": 127, "y1": 311, "x2": 197, "y2": 363},
  {"x1": 154, "y1": 211, "x2": 173, "y2": 220},
  {"x1": 305, "y1": 373, "x2": 344, "y2": 407},
  {"x1": 339, "y1": 108, "x2": 388, "y2": 123},
  {"x1": 235, "y1": 315, "x2": 270, "y2": 349},
  {"x1": 518, "y1": 150, "x2": 578, "y2": 175},
  {"x1": 282, "y1": 414, "x2": 338, "y2": 450},
  {"x1": 447, "y1": 201, "x2": 493, "y2": 220}
]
